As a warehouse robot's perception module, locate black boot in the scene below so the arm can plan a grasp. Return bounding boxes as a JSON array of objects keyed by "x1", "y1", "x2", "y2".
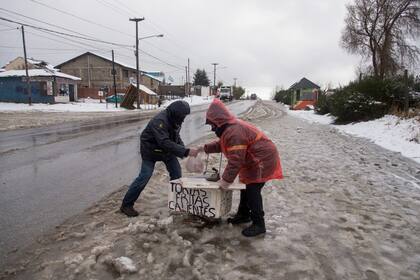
[
  {"x1": 241, "y1": 222, "x2": 266, "y2": 237},
  {"x1": 227, "y1": 214, "x2": 251, "y2": 225},
  {"x1": 120, "y1": 205, "x2": 139, "y2": 217}
]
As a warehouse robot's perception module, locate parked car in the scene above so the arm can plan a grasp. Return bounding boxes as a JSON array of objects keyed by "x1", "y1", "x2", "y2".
[{"x1": 106, "y1": 93, "x2": 125, "y2": 103}]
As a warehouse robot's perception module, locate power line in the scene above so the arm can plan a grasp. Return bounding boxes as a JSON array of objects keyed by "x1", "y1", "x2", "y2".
[
  {"x1": 21, "y1": 4, "x2": 186, "y2": 69},
  {"x1": 0, "y1": 16, "x2": 133, "y2": 48},
  {"x1": 0, "y1": 8, "x2": 97, "y2": 39},
  {"x1": 0, "y1": 11, "x2": 190, "y2": 72},
  {"x1": 30, "y1": 0, "x2": 136, "y2": 40},
  {"x1": 95, "y1": 0, "x2": 136, "y2": 18},
  {"x1": 26, "y1": 28, "x2": 112, "y2": 54},
  {"x1": 0, "y1": 45, "x2": 96, "y2": 51},
  {"x1": 90, "y1": 0, "x2": 188, "y2": 65},
  {"x1": 0, "y1": 27, "x2": 16, "y2": 32}
]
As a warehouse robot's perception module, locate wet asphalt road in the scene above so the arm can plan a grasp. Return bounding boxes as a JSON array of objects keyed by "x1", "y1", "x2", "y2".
[{"x1": 0, "y1": 101, "x2": 254, "y2": 266}]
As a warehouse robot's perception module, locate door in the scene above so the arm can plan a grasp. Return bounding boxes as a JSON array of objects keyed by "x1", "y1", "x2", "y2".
[{"x1": 69, "y1": 84, "x2": 75, "y2": 101}]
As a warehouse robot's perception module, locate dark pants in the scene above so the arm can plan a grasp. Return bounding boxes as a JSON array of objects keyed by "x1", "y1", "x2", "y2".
[
  {"x1": 237, "y1": 182, "x2": 265, "y2": 225},
  {"x1": 122, "y1": 156, "x2": 182, "y2": 207}
]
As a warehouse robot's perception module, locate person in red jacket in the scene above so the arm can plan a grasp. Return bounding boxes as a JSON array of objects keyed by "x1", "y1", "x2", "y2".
[{"x1": 198, "y1": 99, "x2": 283, "y2": 237}]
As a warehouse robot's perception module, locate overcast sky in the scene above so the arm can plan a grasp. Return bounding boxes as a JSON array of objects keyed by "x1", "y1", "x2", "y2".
[{"x1": 1, "y1": 0, "x2": 416, "y2": 98}]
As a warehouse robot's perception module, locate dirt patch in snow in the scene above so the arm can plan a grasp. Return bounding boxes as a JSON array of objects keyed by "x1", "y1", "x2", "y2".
[{"x1": 1, "y1": 101, "x2": 420, "y2": 280}]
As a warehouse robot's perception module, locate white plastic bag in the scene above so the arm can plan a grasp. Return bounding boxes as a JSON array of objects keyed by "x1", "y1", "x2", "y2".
[{"x1": 185, "y1": 153, "x2": 204, "y2": 173}]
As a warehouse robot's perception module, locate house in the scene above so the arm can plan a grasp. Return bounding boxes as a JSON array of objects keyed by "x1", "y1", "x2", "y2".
[
  {"x1": 140, "y1": 71, "x2": 165, "y2": 93},
  {"x1": 158, "y1": 85, "x2": 186, "y2": 99},
  {"x1": 55, "y1": 52, "x2": 164, "y2": 99},
  {"x1": 0, "y1": 69, "x2": 81, "y2": 103},
  {"x1": 2, "y1": 57, "x2": 56, "y2": 71},
  {"x1": 131, "y1": 83, "x2": 159, "y2": 105},
  {"x1": 288, "y1": 77, "x2": 320, "y2": 110}
]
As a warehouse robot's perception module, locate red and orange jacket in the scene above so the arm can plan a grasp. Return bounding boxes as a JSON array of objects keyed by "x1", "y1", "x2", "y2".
[{"x1": 204, "y1": 99, "x2": 283, "y2": 184}]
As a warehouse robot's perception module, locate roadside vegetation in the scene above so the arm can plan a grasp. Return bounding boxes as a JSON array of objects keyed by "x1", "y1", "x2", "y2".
[{"x1": 274, "y1": 0, "x2": 420, "y2": 124}]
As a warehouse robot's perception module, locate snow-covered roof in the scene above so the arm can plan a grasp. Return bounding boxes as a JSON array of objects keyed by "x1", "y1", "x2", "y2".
[
  {"x1": 0, "y1": 69, "x2": 81, "y2": 81},
  {"x1": 26, "y1": 58, "x2": 56, "y2": 70},
  {"x1": 130, "y1": 82, "x2": 157, "y2": 96},
  {"x1": 142, "y1": 72, "x2": 164, "y2": 83}
]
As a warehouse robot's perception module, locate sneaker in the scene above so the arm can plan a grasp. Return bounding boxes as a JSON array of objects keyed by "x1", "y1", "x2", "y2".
[
  {"x1": 241, "y1": 223, "x2": 266, "y2": 237},
  {"x1": 120, "y1": 205, "x2": 139, "y2": 217},
  {"x1": 227, "y1": 215, "x2": 251, "y2": 225}
]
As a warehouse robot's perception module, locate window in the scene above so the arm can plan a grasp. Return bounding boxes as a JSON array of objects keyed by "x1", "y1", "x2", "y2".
[
  {"x1": 39, "y1": 82, "x2": 48, "y2": 96},
  {"x1": 123, "y1": 69, "x2": 129, "y2": 78}
]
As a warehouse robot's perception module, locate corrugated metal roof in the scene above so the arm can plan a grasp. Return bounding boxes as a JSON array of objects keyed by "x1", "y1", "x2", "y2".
[
  {"x1": 0, "y1": 69, "x2": 81, "y2": 81},
  {"x1": 130, "y1": 82, "x2": 157, "y2": 96}
]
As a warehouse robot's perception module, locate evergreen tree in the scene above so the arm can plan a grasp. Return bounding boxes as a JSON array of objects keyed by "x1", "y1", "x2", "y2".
[
  {"x1": 193, "y1": 69, "x2": 210, "y2": 86},
  {"x1": 233, "y1": 86, "x2": 245, "y2": 100}
]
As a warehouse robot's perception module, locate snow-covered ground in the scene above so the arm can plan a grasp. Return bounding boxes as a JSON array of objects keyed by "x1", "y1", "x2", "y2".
[
  {"x1": 0, "y1": 99, "x2": 155, "y2": 112},
  {"x1": 0, "y1": 95, "x2": 214, "y2": 113},
  {"x1": 163, "y1": 95, "x2": 214, "y2": 108},
  {"x1": 285, "y1": 105, "x2": 420, "y2": 164},
  {"x1": 2, "y1": 101, "x2": 419, "y2": 280}
]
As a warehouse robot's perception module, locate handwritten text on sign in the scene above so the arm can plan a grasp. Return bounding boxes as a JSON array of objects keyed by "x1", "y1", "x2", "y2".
[{"x1": 168, "y1": 182, "x2": 217, "y2": 218}]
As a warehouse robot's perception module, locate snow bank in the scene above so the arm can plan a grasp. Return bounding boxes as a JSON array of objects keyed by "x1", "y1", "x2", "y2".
[
  {"x1": 284, "y1": 105, "x2": 420, "y2": 163},
  {"x1": 163, "y1": 95, "x2": 214, "y2": 108},
  {"x1": 0, "y1": 95, "x2": 213, "y2": 113},
  {"x1": 0, "y1": 99, "x2": 159, "y2": 112}
]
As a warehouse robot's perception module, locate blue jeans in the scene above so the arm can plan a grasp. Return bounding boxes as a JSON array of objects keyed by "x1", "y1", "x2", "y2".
[{"x1": 122, "y1": 156, "x2": 182, "y2": 207}]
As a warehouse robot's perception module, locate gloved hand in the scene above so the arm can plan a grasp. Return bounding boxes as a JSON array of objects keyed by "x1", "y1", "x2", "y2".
[
  {"x1": 188, "y1": 148, "x2": 199, "y2": 157},
  {"x1": 218, "y1": 179, "x2": 231, "y2": 190}
]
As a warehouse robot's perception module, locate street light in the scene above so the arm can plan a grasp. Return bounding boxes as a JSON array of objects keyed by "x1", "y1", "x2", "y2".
[
  {"x1": 129, "y1": 18, "x2": 164, "y2": 109},
  {"x1": 138, "y1": 34, "x2": 164, "y2": 41}
]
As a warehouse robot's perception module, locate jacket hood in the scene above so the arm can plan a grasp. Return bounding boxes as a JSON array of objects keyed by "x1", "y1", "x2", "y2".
[
  {"x1": 206, "y1": 98, "x2": 236, "y2": 127},
  {"x1": 166, "y1": 100, "x2": 190, "y2": 126}
]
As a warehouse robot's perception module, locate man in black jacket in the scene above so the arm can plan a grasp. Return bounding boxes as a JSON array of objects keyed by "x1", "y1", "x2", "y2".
[{"x1": 120, "y1": 100, "x2": 199, "y2": 217}]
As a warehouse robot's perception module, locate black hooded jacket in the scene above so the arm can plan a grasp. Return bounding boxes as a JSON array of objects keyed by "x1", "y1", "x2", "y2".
[{"x1": 140, "y1": 100, "x2": 190, "y2": 161}]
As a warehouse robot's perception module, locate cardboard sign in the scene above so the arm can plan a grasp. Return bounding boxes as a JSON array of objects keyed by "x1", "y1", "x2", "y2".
[{"x1": 168, "y1": 178, "x2": 244, "y2": 218}]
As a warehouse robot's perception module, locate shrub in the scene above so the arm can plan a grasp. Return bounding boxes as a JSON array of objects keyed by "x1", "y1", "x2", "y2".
[
  {"x1": 273, "y1": 90, "x2": 292, "y2": 105},
  {"x1": 315, "y1": 92, "x2": 332, "y2": 115},
  {"x1": 329, "y1": 88, "x2": 388, "y2": 123},
  {"x1": 325, "y1": 76, "x2": 409, "y2": 123}
]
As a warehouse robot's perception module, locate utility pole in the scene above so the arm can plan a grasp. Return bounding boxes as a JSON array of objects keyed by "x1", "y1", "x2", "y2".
[
  {"x1": 185, "y1": 66, "x2": 188, "y2": 97},
  {"x1": 212, "y1": 63, "x2": 218, "y2": 95},
  {"x1": 187, "y1": 58, "x2": 190, "y2": 96},
  {"x1": 21, "y1": 26, "x2": 31, "y2": 105},
  {"x1": 233, "y1": 78, "x2": 237, "y2": 87},
  {"x1": 112, "y1": 50, "x2": 118, "y2": 108},
  {"x1": 129, "y1": 17, "x2": 145, "y2": 109}
]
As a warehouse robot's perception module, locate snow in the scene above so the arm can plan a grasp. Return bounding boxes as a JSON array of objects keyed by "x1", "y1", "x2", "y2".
[
  {"x1": 0, "y1": 95, "x2": 216, "y2": 113},
  {"x1": 245, "y1": 86, "x2": 276, "y2": 100},
  {"x1": 0, "y1": 69, "x2": 81, "y2": 80},
  {"x1": 285, "y1": 105, "x2": 420, "y2": 163},
  {"x1": 163, "y1": 95, "x2": 214, "y2": 107},
  {"x1": 0, "y1": 99, "x2": 131, "y2": 112},
  {"x1": 143, "y1": 72, "x2": 164, "y2": 83},
  {"x1": 26, "y1": 58, "x2": 56, "y2": 71},
  {"x1": 112, "y1": 256, "x2": 137, "y2": 274},
  {"x1": 2, "y1": 101, "x2": 420, "y2": 280},
  {"x1": 130, "y1": 82, "x2": 158, "y2": 96}
]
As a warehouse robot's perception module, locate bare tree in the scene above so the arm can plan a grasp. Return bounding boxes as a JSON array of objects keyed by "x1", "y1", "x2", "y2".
[{"x1": 341, "y1": 0, "x2": 420, "y2": 79}]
